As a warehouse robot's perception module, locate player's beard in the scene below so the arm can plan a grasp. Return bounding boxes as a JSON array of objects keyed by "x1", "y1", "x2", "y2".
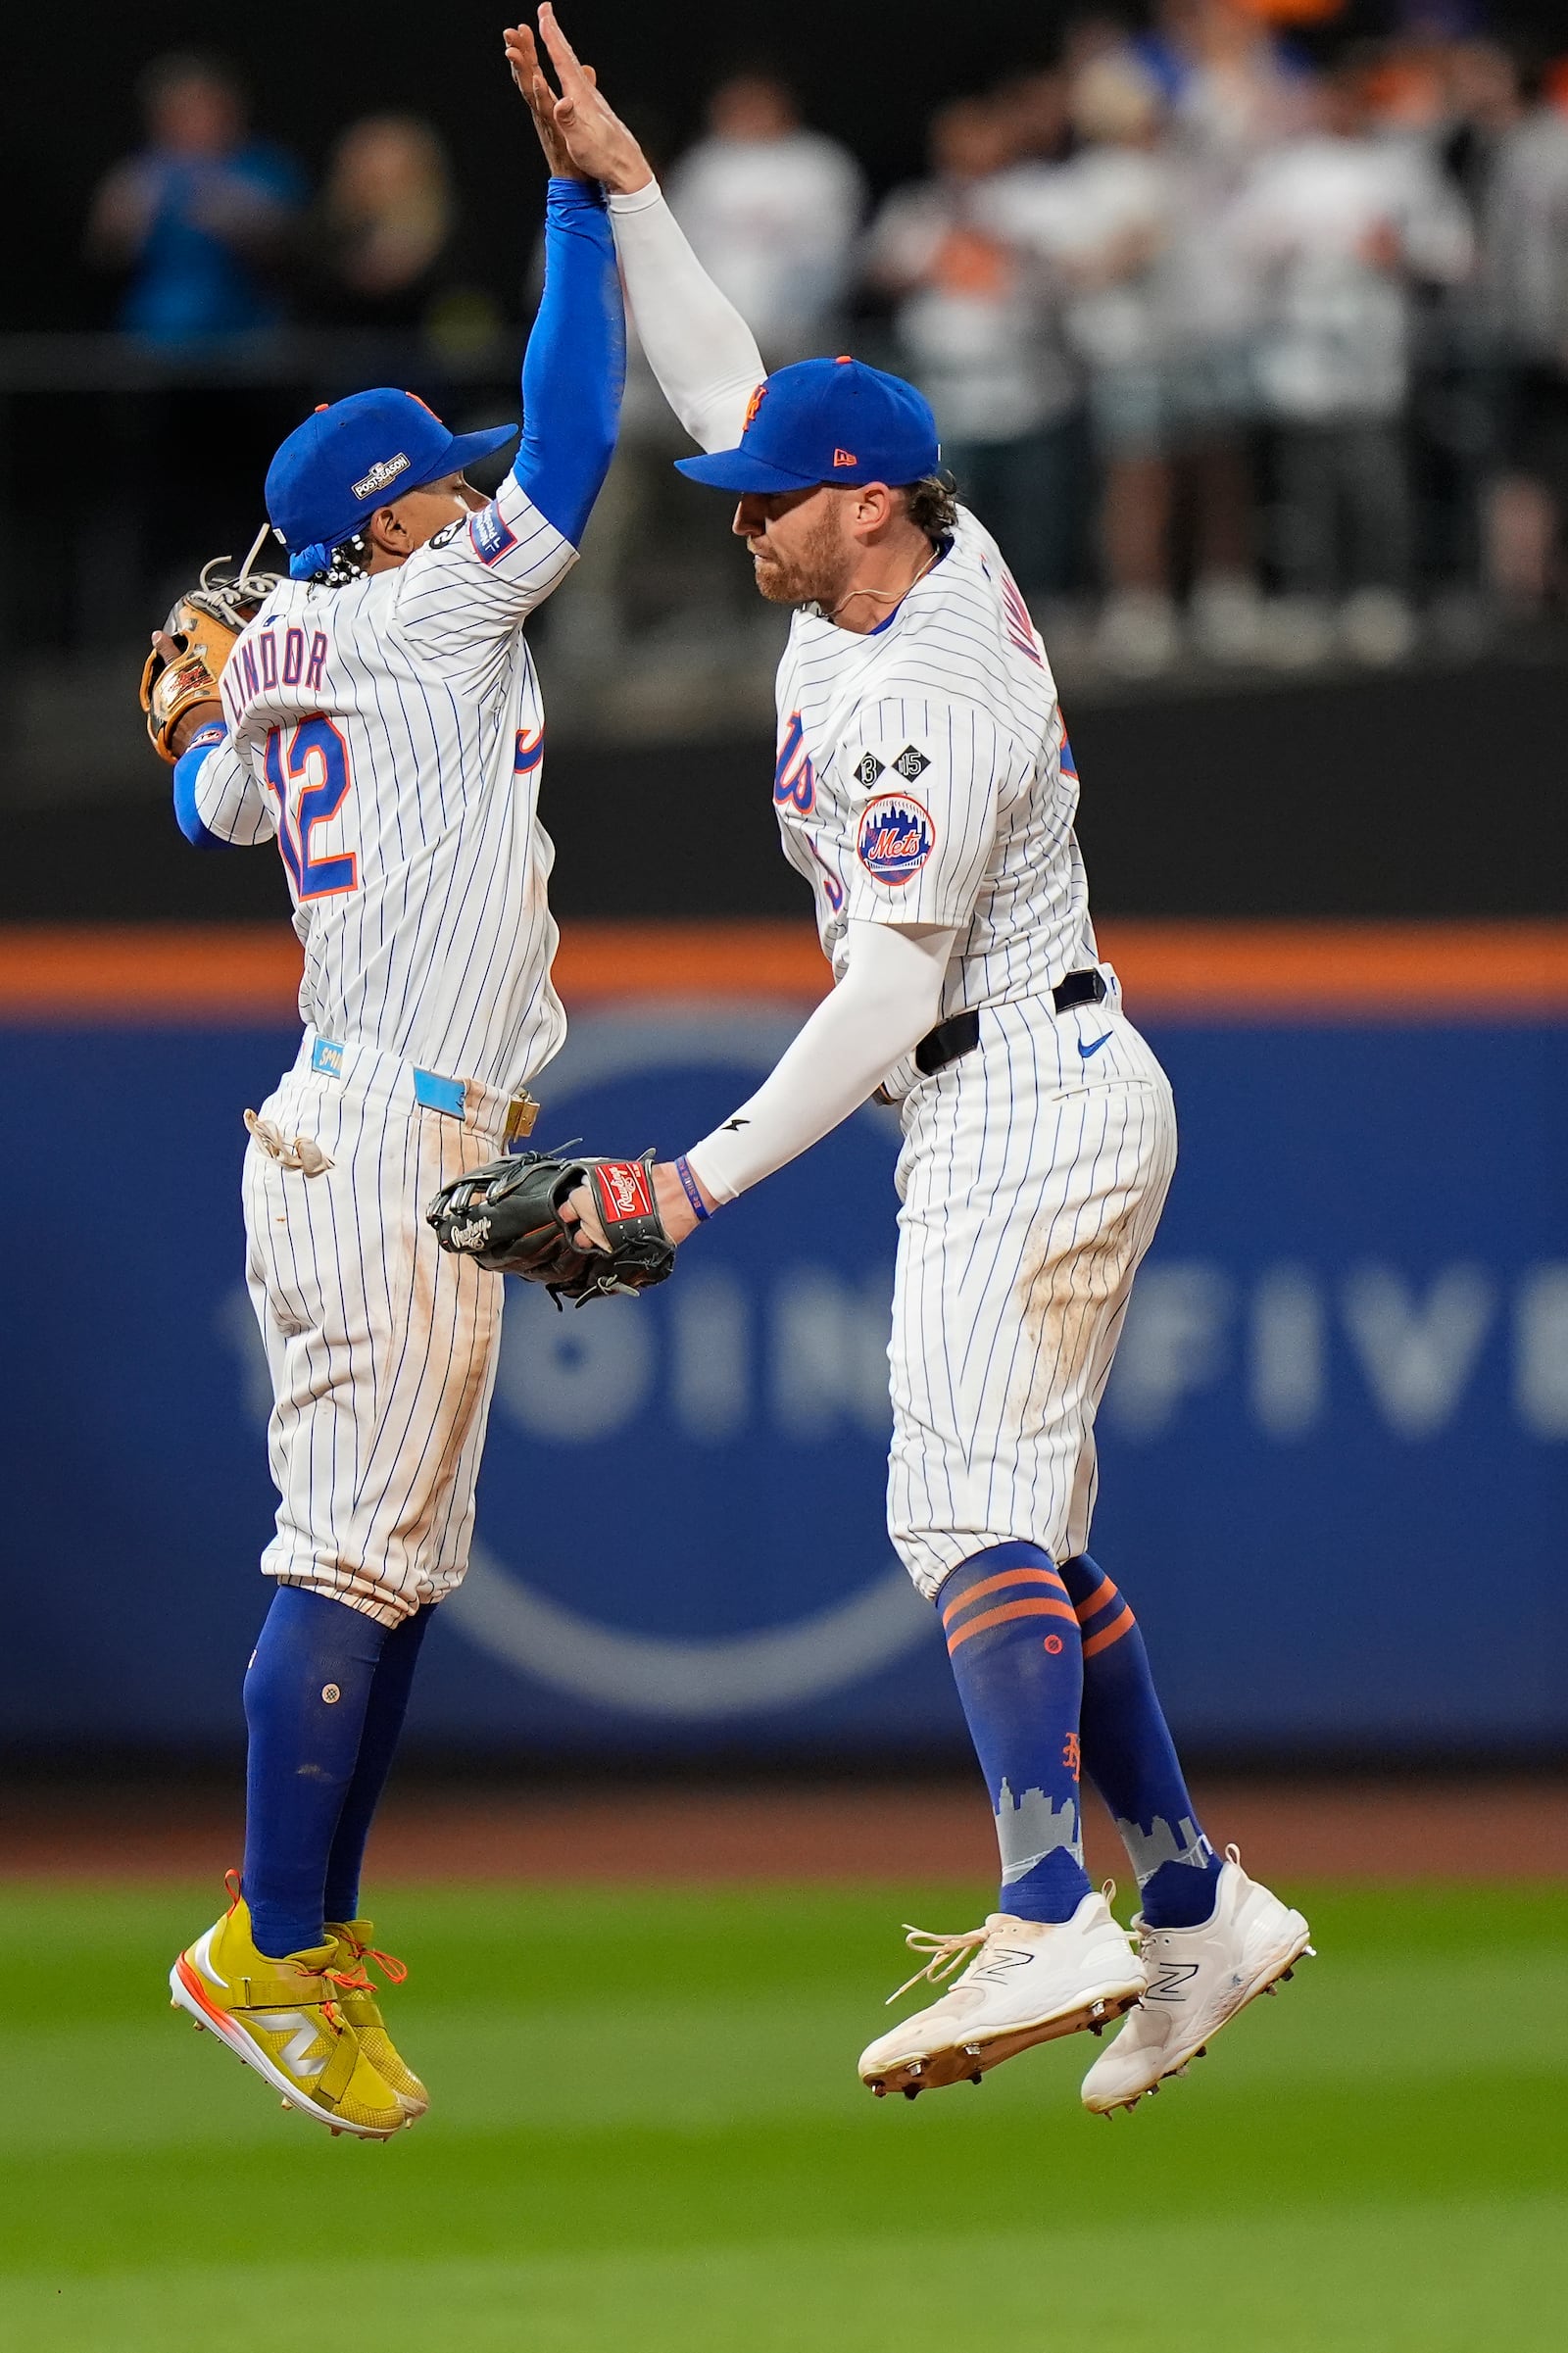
[{"x1": 749, "y1": 503, "x2": 853, "y2": 611}]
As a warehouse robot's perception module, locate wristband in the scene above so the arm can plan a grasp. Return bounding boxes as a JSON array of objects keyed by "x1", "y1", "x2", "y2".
[
  {"x1": 187, "y1": 721, "x2": 228, "y2": 752},
  {"x1": 673, "y1": 1153, "x2": 711, "y2": 1222}
]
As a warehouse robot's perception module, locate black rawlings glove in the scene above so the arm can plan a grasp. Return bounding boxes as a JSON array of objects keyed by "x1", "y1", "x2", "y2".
[{"x1": 425, "y1": 1150, "x2": 675, "y2": 1308}]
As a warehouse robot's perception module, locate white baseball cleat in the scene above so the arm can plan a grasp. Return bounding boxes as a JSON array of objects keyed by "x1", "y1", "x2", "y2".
[
  {"x1": 1080, "y1": 1846, "x2": 1313, "y2": 2116},
  {"x1": 858, "y1": 1888, "x2": 1147, "y2": 2098}
]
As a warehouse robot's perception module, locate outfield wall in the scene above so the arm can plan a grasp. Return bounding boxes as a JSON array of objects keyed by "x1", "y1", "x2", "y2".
[{"x1": 4, "y1": 922, "x2": 1565, "y2": 1758}]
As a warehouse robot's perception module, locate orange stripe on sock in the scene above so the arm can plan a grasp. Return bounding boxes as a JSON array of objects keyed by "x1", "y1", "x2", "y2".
[
  {"x1": 1081, "y1": 1603, "x2": 1137, "y2": 1658},
  {"x1": 1072, "y1": 1574, "x2": 1122, "y2": 1626},
  {"x1": 946, "y1": 1595, "x2": 1079, "y2": 1654},
  {"x1": 940, "y1": 1566, "x2": 1068, "y2": 1629}
]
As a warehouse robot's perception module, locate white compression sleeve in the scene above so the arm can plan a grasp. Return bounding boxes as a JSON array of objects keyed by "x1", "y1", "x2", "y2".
[
  {"x1": 685, "y1": 921, "x2": 958, "y2": 1202},
  {"x1": 607, "y1": 180, "x2": 765, "y2": 453}
]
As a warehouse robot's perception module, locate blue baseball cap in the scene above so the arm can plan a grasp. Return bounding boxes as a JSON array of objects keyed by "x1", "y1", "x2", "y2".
[
  {"x1": 266, "y1": 389, "x2": 517, "y2": 573},
  {"x1": 675, "y1": 357, "x2": 940, "y2": 495}
]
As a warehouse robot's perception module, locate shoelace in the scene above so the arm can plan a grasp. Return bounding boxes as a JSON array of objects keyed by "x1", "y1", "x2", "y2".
[
  {"x1": 885, "y1": 1924, "x2": 991, "y2": 2006},
  {"x1": 221, "y1": 1867, "x2": 375, "y2": 2005},
  {"x1": 336, "y1": 1932, "x2": 410, "y2": 1989},
  {"x1": 885, "y1": 1879, "x2": 1132, "y2": 2005}
]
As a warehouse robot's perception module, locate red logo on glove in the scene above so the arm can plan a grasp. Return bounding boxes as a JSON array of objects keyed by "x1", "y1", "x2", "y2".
[{"x1": 596, "y1": 1160, "x2": 653, "y2": 1222}]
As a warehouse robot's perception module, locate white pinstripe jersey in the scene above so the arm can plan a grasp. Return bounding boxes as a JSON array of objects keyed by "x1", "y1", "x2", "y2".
[
  {"x1": 771, "y1": 507, "x2": 1097, "y2": 1016},
  {"x1": 195, "y1": 469, "x2": 577, "y2": 1096}
]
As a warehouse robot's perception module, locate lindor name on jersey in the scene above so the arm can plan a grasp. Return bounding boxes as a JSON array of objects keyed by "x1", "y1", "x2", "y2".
[
  {"x1": 192, "y1": 471, "x2": 577, "y2": 1098},
  {"x1": 769, "y1": 508, "x2": 1099, "y2": 1023}
]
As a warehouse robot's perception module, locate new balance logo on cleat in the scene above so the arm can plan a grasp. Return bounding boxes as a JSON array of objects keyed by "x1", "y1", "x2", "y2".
[
  {"x1": 170, "y1": 1887, "x2": 409, "y2": 2141},
  {"x1": 1145, "y1": 1961, "x2": 1200, "y2": 2002},
  {"x1": 1081, "y1": 1850, "x2": 1313, "y2": 2114},
  {"x1": 968, "y1": 1945, "x2": 1037, "y2": 1983},
  {"x1": 254, "y1": 2012, "x2": 330, "y2": 2079},
  {"x1": 858, "y1": 1893, "x2": 1147, "y2": 2099}
]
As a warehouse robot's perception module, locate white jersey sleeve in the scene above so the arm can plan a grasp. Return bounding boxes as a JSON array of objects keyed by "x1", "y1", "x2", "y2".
[
  {"x1": 387, "y1": 468, "x2": 578, "y2": 665},
  {"x1": 839, "y1": 696, "x2": 1022, "y2": 930},
  {"x1": 607, "y1": 181, "x2": 765, "y2": 453},
  {"x1": 685, "y1": 918, "x2": 956, "y2": 1202},
  {"x1": 193, "y1": 736, "x2": 276, "y2": 846}
]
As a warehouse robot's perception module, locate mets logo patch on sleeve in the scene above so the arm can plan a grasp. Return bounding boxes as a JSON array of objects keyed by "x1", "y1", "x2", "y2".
[
  {"x1": 857, "y1": 792, "x2": 935, "y2": 886},
  {"x1": 468, "y1": 501, "x2": 518, "y2": 566}
]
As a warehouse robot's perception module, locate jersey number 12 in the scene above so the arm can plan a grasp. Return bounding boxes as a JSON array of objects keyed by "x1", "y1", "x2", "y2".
[{"x1": 264, "y1": 716, "x2": 359, "y2": 901}]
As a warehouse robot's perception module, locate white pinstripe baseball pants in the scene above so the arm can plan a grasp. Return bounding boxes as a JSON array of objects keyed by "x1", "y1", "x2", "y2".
[
  {"x1": 242, "y1": 1034, "x2": 510, "y2": 1627},
  {"x1": 887, "y1": 994, "x2": 1177, "y2": 1600}
]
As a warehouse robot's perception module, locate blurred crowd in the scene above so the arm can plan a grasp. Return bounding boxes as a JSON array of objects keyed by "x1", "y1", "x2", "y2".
[
  {"x1": 84, "y1": 53, "x2": 499, "y2": 349},
  {"x1": 79, "y1": 15, "x2": 1568, "y2": 688}
]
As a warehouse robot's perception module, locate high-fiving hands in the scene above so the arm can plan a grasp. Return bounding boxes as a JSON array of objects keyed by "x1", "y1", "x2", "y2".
[
  {"x1": 504, "y1": 19, "x2": 586, "y2": 179},
  {"x1": 562, "y1": 1158, "x2": 716, "y2": 1251},
  {"x1": 503, "y1": 7, "x2": 655, "y2": 197}
]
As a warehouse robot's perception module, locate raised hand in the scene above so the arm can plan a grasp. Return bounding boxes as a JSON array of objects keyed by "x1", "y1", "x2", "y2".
[
  {"x1": 503, "y1": 21, "x2": 585, "y2": 179},
  {"x1": 522, "y1": 4, "x2": 654, "y2": 196}
]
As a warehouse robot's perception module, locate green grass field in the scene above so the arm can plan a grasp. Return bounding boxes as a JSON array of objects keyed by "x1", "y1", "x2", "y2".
[{"x1": 3, "y1": 1879, "x2": 1565, "y2": 2352}]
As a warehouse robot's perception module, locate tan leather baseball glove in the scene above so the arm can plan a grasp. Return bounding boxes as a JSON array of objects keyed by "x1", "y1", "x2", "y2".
[{"x1": 139, "y1": 555, "x2": 281, "y2": 763}]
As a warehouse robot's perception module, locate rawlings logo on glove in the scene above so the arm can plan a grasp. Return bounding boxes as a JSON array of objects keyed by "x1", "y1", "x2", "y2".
[
  {"x1": 425, "y1": 1150, "x2": 675, "y2": 1308},
  {"x1": 139, "y1": 553, "x2": 281, "y2": 763}
]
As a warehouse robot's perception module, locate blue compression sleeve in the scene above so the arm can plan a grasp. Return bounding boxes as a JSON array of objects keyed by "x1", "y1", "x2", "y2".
[
  {"x1": 512, "y1": 177, "x2": 625, "y2": 549},
  {"x1": 172, "y1": 723, "x2": 231, "y2": 850}
]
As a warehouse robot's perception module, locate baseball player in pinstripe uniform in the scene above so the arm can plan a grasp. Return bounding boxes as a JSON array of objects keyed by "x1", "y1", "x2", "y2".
[
  {"x1": 526, "y1": 9, "x2": 1312, "y2": 2117},
  {"x1": 160, "y1": 42, "x2": 625, "y2": 2139}
]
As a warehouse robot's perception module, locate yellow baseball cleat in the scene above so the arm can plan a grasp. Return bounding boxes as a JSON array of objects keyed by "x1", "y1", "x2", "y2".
[
  {"x1": 325, "y1": 1920, "x2": 429, "y2": 2120},
  {"x1": 170, "y1": 1878, "x2": 408, "y2": 2140}
]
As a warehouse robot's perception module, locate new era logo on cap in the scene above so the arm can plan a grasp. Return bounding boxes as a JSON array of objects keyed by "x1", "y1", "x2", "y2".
[{"x1": 673, "y1": 357, "x2": 940, "y2": 498}]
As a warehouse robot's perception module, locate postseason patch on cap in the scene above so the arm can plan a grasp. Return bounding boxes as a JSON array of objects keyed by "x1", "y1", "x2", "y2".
[
  {"x1": 857, "y1": 792, "x2": 935, "y2": 886},
  {"x1": 351, "y1": 451, "x2": 411, "y2": 502}
]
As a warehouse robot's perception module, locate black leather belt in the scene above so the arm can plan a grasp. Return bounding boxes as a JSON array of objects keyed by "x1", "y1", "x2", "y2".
[{"x1": 913, "y1": 969, "x2": 1107, "y2": 1078}]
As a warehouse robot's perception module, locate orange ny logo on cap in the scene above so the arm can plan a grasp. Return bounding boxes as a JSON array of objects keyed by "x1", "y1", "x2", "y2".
[
  {"x1": 743, "y1": 382, "x2": 768, "y2": 432},
  {"x1": 833, "y1": 448, "x2": 858, "y2": 467}
]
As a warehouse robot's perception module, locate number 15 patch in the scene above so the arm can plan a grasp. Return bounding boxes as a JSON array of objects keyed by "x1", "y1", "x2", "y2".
[{"x1": 858, "y1": 791, "x2": 935, "y2": 885}]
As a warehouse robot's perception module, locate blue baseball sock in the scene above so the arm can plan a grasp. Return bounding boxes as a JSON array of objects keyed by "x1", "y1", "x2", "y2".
[
  {"x1": 939, "y1": 1542, "x2": 1093, "y2": 1925},
  {"x1": 241, "y1": 1586, "x2": 389, "y2": 1959},
  {"x1": 1058, "y1": 1553, "x2": 1222, "y2": 1929},
  {"x1": 322, "y1": 1605, "x2": 435, "y2": 1927}
]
